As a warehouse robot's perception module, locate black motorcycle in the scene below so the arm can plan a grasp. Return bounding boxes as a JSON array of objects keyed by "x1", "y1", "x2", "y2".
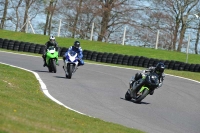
[{"x1": 125, "y1": 72, "x2": 159, "y2": 103}]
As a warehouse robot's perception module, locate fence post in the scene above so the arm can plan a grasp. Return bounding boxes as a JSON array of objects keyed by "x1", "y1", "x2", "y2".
[
  {"x1": 58, "y1": 19, "x2": 62, "y2": 37},
  {"x1": 186, "y1": 34, "x2": 190, "y2": 63},
  {"x1": 122, "y1": 26, "x2": 126, "y2": 45},
  {"x1": 90, "y1": 22, "x2": 94, "y2": 41},
  {"x1": 155, "y1": 30, "x2": 159, "y2": 49}
]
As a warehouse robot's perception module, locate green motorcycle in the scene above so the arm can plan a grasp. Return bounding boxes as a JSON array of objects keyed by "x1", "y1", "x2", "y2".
[{"x1": 45, "y1": 46, "x2": 59, "y2": 73}]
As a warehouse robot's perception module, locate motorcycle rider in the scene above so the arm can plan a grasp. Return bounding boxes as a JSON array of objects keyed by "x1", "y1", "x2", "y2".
[
  {"x1": 63, "y1": 40, "x2": 84, "y2": 66},
  {"x1": 42, "y1": 36, "x2": 59, "y2": 67},
  {"x1": 129, "y1": 62, "x2": 165, "y2": 95}
]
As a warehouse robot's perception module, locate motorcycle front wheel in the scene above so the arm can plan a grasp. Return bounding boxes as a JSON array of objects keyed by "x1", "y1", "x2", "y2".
[
  {"x1": 52, "y1": 60, "x2": 57, "y2": 73},
  {"x1": 133, "y1": 89, "x2": 149, "y2": 103},
  {"x1": 67, "y1": 64, "x2": 74, "y2": 79},
  {"x1": 49, "y1": 59, "x2": 57, "y2": 73}
]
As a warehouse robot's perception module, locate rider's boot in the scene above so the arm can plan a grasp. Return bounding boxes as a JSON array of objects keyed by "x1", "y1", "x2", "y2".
[
  {"x1": 129, "y1": 80, "x2": 134, "y2": 89},
  {"x1": 130, "y1": 82, "x2": 138, "y2": 99},
  {"x1": 42, "y1": 55, "x2": 47, "y2": 67},
  {"x1": 56, "y1": 61, "x2": 59, "y2": 66},
  {"x1": 149, "y1": 90, "x2": 154, "y2": 95},
  {"x1": 43, "y1": 62, "x2": 47, "y2": 67}
]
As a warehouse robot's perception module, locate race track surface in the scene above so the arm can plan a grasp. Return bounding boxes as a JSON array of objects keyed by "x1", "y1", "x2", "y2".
[{"x1": 1, "y1": 51, "x2": 200, "y2": 133}]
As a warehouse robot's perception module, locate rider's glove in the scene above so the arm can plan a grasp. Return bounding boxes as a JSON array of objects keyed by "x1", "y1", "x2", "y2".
[
  {"x1": 42, "y1": 54, "x2": 45, "y2": 58},
  {"x1": 156, "y1": 82, "x2": 163, "y2": 89},
  {"x1": 63, "y1": 55, "x2": 66, "y2": 60}
]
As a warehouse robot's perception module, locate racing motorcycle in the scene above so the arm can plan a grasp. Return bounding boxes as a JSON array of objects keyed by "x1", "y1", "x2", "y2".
[
  {"x1": 63, "y1": 50, "x2": 79, "y2": 79},
  {"x1": 125, "y1": 72, "x2": 159, "y2": 103},
  {"x1": 46, "y1": 46, "x2": 59, "y2": 73}
]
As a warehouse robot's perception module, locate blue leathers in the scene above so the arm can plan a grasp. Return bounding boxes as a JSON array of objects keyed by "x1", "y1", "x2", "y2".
[{"x1": 64, "y1": 46, "x2": 84, "y2": 66}]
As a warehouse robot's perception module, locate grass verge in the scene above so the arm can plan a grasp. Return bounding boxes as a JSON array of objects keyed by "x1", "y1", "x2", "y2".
[{"x1": 0, "y1": 63, "x2": 144, "y2": 133}]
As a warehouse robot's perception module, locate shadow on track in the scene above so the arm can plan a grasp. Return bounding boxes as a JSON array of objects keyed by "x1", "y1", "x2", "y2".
[
  {"x1": 120, "y1": 97, "x2": 150, "y2": 104},
  {"x1": 33, "y1": 70, "x2": 50, "y2": 73},
  {"x1": 53, "y1": 76, "x2": 66, "y2": 79}
]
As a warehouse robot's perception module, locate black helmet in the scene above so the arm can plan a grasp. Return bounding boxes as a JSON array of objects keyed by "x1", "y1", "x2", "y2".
[
  {"x1": 155, "y1": 62, "x2": 165, "y2": 73},
  {"x1": 74, "y1": 41, "x2": 80, "y2": 48}
]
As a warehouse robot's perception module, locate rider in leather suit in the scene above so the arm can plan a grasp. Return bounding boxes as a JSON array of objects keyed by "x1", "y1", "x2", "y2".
[
  {"x1": 129, "y1": 62, "x2": 165, "y2": 95},
  {"x1": 63, "y1": 41, "x2": 84, "y2": 66},
  {"x1": 42, "y1": 36, "x2": 59, "y2": 67}
]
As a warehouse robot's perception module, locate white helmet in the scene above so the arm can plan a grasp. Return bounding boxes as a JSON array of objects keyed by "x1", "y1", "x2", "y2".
[{"x1": 50, "y1": 36, "x2": 55, "y2": 41}]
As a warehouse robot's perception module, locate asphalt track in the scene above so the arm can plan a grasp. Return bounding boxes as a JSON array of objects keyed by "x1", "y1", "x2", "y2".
[{"x1": 1, "y1": 51, "x2": 200, "y2": 133}]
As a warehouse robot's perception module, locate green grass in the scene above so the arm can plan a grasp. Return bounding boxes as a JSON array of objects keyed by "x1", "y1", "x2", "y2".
[
  {"x1": 1, "y1": 29, "x2": 200, "y2": 133},
  {"x1": 0, "y1": 29, "x2": 200, "y2": 64},
  {"x1": 0, "y1": 64, "x2": 144, "y2": 133}
]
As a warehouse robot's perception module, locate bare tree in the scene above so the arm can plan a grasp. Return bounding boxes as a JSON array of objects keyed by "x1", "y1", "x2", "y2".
[
  {"x1": 18, "y1": 0, "x2": 42, "y2": 33},
  {"x1": 9, "y1": 0, "x2": 23, "y2": 31},
  {"x1": 0, "y1": 0, "x2": 9, "y2": 29},
  {"x1": 44, "y1": 1, "x2": 51, "y2": 35},
  {"x1": 57, "y1": 0, "x2": 143, "y2": 42},
  {"x1": 194, "y1": 19, "x2": 200, "y2": 54},
  {"x1": 96, "y1": 0, "x2": 131, "y2": 42},
  {"x1": 21, "y1": 0, "x2": 31, "y2": 32},
  {"x1": 44, "y1": 0, "x2": 58, "y2": 35},
  {"x1": 56, "y1": 0, "x2": 91, "y2": 38},
  {"x1": 177, "y1": 0, "x2": 198, "y2": 52},
  {"x1": 151, "y1": 0, "x2": 199, "y2": 52},
  {"x1": 193, "y1": 5, "x2": 200, "y2": 54},
  {"x1": 71, "y1": 0, "x2": 83, "y2": 38},
  {"x1": 48, "y1": 0, "x2": 58, "y2": 35}
]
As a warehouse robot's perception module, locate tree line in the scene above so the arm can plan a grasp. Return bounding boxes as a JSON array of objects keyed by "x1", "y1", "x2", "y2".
[{"x1": 0, "y1": 0, "x2": 200, "y2": 54}]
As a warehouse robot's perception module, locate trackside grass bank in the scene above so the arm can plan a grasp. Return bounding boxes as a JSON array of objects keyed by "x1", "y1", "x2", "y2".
[
  {"x1": 0, "y1": 29, "x2": 200, "y2": 64},
  {"x1": 0, "y1": 64, "x2": 144, "y2": 133}
]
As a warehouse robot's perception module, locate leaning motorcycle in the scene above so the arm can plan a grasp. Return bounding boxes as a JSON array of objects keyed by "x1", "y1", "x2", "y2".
[
  {"x1": 46, "y1": 46, "x2": 59, "y2": 73},
  {"x1": 125, "y1": 72, "x2": 159, "y2": 103},
  {"x1": 63, "y1": 50, "x2": 79, "y2": 79}
]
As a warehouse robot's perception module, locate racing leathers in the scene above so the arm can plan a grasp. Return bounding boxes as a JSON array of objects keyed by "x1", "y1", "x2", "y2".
[
  {"x1": 129, "y1": 66, "x2": 165, "y2": 95},
  {"x1": 63, "y1": 46, "x2": 84, "y2": 66}
]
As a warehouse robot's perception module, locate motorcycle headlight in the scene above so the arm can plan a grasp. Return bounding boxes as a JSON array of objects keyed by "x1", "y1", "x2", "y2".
[
  {"x1": 150, "y1": 75, "x2": 159, "y2": 85},
  {"x1": 151, "y1": 75, "x2": 156, "y2": 79}
]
